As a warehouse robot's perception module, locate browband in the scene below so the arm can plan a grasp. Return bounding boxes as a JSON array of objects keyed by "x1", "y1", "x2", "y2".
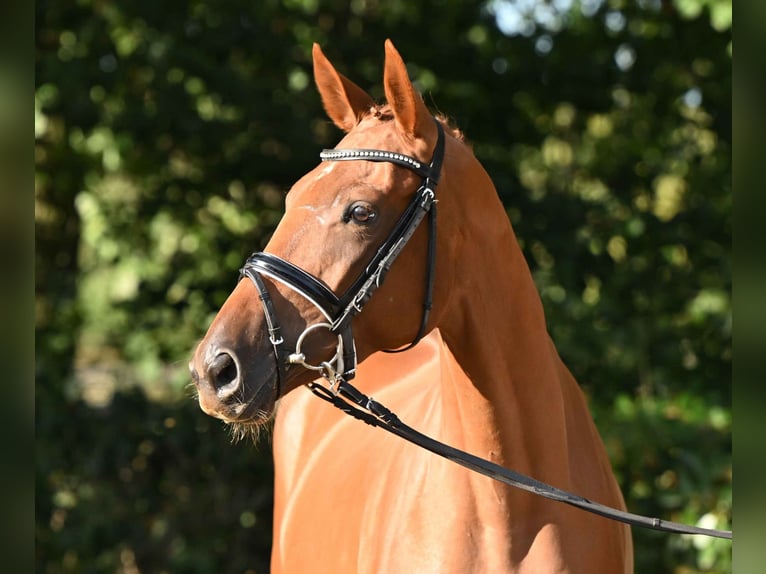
[{"x1": 320, "y1": 149, "x2": 433, "y2": 180}]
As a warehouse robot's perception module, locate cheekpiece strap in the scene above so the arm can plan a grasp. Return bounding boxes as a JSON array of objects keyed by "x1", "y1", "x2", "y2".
[{"x1": 240, "y1": 267, "x2": 287, "y2": 395}]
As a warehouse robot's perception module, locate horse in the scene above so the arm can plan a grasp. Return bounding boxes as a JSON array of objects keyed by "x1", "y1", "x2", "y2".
[{"x1": 190, "y1": 40, "x2": 633, "y2": 573}]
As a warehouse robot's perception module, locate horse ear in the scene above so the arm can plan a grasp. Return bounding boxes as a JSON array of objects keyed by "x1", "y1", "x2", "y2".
[
  {"x1": 383, "y1": 39, "x2": 436, "y2": 143},
  {"x1": 313, "y1": 43, "x2": 374, "y2": 133}
]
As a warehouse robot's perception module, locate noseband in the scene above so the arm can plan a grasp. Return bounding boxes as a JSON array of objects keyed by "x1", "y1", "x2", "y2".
[{"x1": 240, "y1": 119, "x2": 446, "y2": 393}]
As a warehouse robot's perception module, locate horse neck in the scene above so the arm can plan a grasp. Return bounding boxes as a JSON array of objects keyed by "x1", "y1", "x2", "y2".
[{"x1": 435, "y1": 155, "x2": 572, "y2": 476}]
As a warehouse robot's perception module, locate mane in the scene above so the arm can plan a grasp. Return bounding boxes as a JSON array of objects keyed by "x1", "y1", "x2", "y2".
[{"x1": 365, "y1": 104, "x2": 467, "y2": 143}]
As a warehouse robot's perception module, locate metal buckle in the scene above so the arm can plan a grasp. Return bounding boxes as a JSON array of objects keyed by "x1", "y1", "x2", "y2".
[
  {"x1": 269, "y1": 332, "x2": 284, "y2": 346},
  {"x1": 419, "y1": 187, "x2": 435, "y2": 209}
]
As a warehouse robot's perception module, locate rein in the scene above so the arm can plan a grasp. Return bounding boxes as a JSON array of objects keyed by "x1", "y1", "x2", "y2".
[
  {"x1": 307, "y1": 378, "x2": 732, "y2": 540},
  {"x1": 240, "y1": 117, "x2": 732, "y2": 541}
]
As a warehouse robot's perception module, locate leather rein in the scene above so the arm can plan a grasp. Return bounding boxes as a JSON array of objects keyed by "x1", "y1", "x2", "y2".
[{"x1": 239, "y1": 118, "x2": 732, "y2": 541}]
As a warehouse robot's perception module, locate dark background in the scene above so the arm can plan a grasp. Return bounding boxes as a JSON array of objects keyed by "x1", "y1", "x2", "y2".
[{"x1": 35, "y1": 0, "x2": 731, "y2": 572}]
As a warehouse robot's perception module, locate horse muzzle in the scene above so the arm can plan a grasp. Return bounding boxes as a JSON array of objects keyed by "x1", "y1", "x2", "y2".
[{"x1": 189, "y1": 343, "x2": 278, "y2": 424}]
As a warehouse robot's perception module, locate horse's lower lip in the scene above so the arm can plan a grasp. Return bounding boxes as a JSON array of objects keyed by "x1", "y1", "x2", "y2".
[
  {"x1": 236, "y1": 400, "x2": 274, "y2": 424},
  {"x1": 219, "y1": 371, "x2": 278, "y2": 423},
  {"x1": 226, "y1": 412, "x2": 270, "y2": 425},
  {"x1": 216, "y1": 399, "x2": 273, "y2": 424}
]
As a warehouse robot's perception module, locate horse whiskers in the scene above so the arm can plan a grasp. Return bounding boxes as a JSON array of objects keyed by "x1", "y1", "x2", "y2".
[
  {"x1": 226, "y1": 421, "x2": 259, "y2": 444},
  {"x1": 227, "y1": 411, "x2": 275, "y2": 445},
  {"x1": 223, "y1": 395, "x2": 277, "y2": 444},
  {"x1": 184, "y1": 380, "x2": 200, "y2": 400}
]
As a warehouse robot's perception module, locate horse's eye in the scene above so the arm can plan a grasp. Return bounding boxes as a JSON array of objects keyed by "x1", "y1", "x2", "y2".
[{"x1": 345, "y1": 203, "x2": 377, "y2": 224}]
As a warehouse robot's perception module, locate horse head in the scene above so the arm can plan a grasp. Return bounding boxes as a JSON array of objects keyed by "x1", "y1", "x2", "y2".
[{"x1": 190, "y1": 41, "x2": 461, "y2": 426}]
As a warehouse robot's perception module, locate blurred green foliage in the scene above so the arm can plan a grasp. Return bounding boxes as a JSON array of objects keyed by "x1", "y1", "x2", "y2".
[{"x1": 36, "y1": 0, "x2": 731, "y2": 572}]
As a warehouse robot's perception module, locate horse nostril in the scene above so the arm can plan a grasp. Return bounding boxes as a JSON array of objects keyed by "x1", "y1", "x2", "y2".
[{"x1": 208, "y1": 352, "x2": 240, "y2": 393}]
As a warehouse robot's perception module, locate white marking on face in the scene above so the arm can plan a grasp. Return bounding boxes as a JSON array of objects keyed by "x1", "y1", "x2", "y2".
[
  {"x1": 296, "y1": 204, "x2": 327, "y2": 225},
  {"x1": 315, "y1": 163, "x2": 336, "y2": 180},
  {"x1": 291, "y1": 163, "x2": 345, "y2": 225}
]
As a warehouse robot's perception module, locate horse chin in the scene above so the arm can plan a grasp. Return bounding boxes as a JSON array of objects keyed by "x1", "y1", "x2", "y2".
[
  {"x1": 212, "y1": 368, "x2": 279, "y2": 428},
  {"x1": 231, "y1": 393, "x2": 277, "y2": 424},
  {"x1": 227, "y1": 409, "x2": 275, "y2": 443},
  {"x1": 218, "y1": 397, "x2": 277, "y2": 445}
]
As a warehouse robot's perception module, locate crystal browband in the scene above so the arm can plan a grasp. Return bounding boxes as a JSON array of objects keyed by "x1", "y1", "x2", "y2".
[{"x1": 320, "y1": 148, "x2": 431, "y2": 179}]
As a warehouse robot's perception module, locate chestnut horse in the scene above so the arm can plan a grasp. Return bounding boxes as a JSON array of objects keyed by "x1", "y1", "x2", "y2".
[{"x1": 191, "y1": 41, "x2": 633, "y2": 572}]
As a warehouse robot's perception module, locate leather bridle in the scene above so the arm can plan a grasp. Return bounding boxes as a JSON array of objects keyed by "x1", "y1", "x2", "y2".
[
  {"x1": 238, "y1": 117, "x2": 732, "y2": 541},
  {"x1": 240, "y1": 119, "x2": 445, "y2": 396}
]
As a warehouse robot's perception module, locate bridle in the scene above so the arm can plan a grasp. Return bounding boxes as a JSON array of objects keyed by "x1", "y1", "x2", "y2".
[
  {"x1": 238, "y1": 118, "x2": 732, "y2": 541},
  {"x1": 240, "y1": 118, "x2": 445, "y2": 396}
]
